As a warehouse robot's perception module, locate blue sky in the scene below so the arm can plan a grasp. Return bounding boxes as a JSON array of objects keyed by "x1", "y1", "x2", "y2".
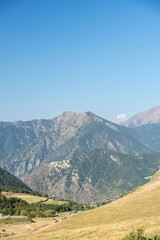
[{"x1": 0, "y1": 0, "x2": 160, "y2": 122}]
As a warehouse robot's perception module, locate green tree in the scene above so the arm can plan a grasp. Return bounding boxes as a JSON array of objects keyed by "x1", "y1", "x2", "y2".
[
  {"x1": 43, "y1": 193, "x2": 49, "y2": 198},
  {"x1": 20, "y1": 210, "x2": 28, "y2": 216},
  {"x1": 44, "y1": 210, "x2": 56, "y2": 217}
]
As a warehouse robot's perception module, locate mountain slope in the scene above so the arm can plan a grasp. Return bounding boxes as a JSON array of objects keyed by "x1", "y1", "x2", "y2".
[
  {"x1": 17, "y1": 169, "x2": 160, "y2": 240},
  {"x1": 0, "y1": 111, "x2": 150, "y2": 180},
  {"x1": 24, "y1": 149, "x2": 160, "y2": 203},
  {"x1": 122, "y1": 105, "x2": 160, "y2": 128},
  {"x1": 131, "y1": 123, "x2": 160, "y2": 152},
  {"x1": 2, "y1": 111, "x2": 160, "y2": 203},
  {"x1": 0, "y1": 167, "x2": 31, "y2": 191}
]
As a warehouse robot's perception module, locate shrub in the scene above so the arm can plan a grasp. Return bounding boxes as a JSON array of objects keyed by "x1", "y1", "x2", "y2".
[
  {"x1": 122, "y1": 228, "x2": 160, "y2": 240},
  {"x1": 44, "y1": 210, "x2": 56, "y2": 217},
  {"x1": 36, "y1": 210, "x2": 45, "y2": 217},
  {"x1": 43, "y1": 193, "x2": 49, "y2": 198},
  {"x1": 20, "y1": 210, "x2": 28, "y2": 216},
  {"x1": 30, "y1": 211, "x2": 36, "y2": 218}
]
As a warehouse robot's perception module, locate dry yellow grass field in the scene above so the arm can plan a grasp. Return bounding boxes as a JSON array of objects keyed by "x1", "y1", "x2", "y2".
[
  {"x1": 3, "y1": 171, "x2": 160, "y2": 240},
  {"x1": 2, "y1": 192, "x2": 66, "y2": 205},
  {"x1": 0, "y1": 213, "x2": 71, "y2": 239},
  {"x1": 2, "y1": 192, "x2": 47, "y2": 204},
  {"x1": 42, "y1": 199, "x2": 67, "y2": 205}
]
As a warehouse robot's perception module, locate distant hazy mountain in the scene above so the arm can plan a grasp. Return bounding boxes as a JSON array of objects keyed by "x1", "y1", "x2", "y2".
[
  {"x1": 24, "y1": 149, "x2": 160, "y2": 203},
  {"x1": 131, "y1": 123, "x2": 160, "y2": 152},
  {"x1": 122, "y1": 105, "x2": 160, "y2": 128},
  {"x1": 0, "y1": 167, "x2": 31, "y2": 190}
]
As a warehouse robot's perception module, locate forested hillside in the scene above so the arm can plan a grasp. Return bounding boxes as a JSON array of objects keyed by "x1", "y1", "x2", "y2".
[
  {"x1": 0, "y1": 167, "x2": 31, "y2": 191},
  {"x1": 25, "y1": 149, "x2": 160, "y2": 203}
]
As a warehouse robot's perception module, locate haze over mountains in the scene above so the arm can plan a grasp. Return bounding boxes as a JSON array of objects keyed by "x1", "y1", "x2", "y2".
[
  {"x1": 122, "y1": 105, "x2": 160, "y2": 128},
  {"x1": 1, "y1": 106, "x2": 160, "y2": 203}
]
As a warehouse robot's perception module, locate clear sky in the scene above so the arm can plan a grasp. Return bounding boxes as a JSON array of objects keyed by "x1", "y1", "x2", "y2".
[{"x1": 1, "y1": 0, "x2": 160, "y2": 122}]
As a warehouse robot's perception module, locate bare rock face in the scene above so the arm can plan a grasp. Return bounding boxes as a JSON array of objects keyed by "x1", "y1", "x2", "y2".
[{"x1": 122, "y1": 105, "x2": 160, "y2": 128}]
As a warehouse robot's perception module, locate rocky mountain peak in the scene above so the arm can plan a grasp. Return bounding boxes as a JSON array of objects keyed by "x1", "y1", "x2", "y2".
[
  {"x1": 122, "y1": 105, "x2": 160, "y2": 128},
  {"x1": 54, "y1": 111, "x2": 89, "y2": 128}
]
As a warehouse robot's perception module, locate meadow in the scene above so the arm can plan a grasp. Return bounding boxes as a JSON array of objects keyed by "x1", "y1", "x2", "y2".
[{"x1": 2, "y1": 192, "x2": 65, "y2": 205}]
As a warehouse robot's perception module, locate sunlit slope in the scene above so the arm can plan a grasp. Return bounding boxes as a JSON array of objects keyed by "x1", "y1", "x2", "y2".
[
  {"x1": 3, "y1": 192, "x2": 65, "y2": 205},
  {"x1": 2, "y1": 192, "x2": 47, "y2": 204},
  {"x1": 122, "y1": 105, "x2": 160, "y2": 128},
  {"x1": 8, "y1": 170, "x2": 160, "y2": 240}
]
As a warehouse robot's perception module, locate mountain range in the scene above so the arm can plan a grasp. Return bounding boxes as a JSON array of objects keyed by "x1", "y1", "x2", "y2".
[{"x1": 1, "y1": 106, "x2": 160, "y2": 203}]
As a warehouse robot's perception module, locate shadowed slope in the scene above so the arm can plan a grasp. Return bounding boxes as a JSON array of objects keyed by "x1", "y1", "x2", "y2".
[{"x1": 0, "y1": 167, "x2": 31, "y2": 191}]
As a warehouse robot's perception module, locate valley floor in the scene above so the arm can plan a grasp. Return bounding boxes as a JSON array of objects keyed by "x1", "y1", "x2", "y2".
[
  {"x1": 0, "y1": 212, "x2": 75, "y2": 240},
  {"x1": 2, "y1": 215, "x2": 160, "y2": 240}
]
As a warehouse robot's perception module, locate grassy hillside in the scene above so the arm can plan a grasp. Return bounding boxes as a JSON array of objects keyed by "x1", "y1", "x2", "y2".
[
  {"x1": 0, "y1": 215, "x2": 72, "y2": 239},
  {"x1": 2, "y1": 192, "x2": 47, "y2": 204},
  {"x1": 3, "y1": 192, "x2": 66, "y2": 205},
  {"x1": 8, "y1": 170, "x2": 160, "y2": 240}
]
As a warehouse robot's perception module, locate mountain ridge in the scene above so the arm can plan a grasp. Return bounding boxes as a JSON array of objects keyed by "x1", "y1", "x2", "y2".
[
  {"x1": 0, "y1": 111, "x2": 150, "y2": 178},
  {"x1": 1, "y1": 109, "x2": 160, "y2": 203},
  {"x1": 122, "y1": 105, "x2": 160, "y2": 128}
]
